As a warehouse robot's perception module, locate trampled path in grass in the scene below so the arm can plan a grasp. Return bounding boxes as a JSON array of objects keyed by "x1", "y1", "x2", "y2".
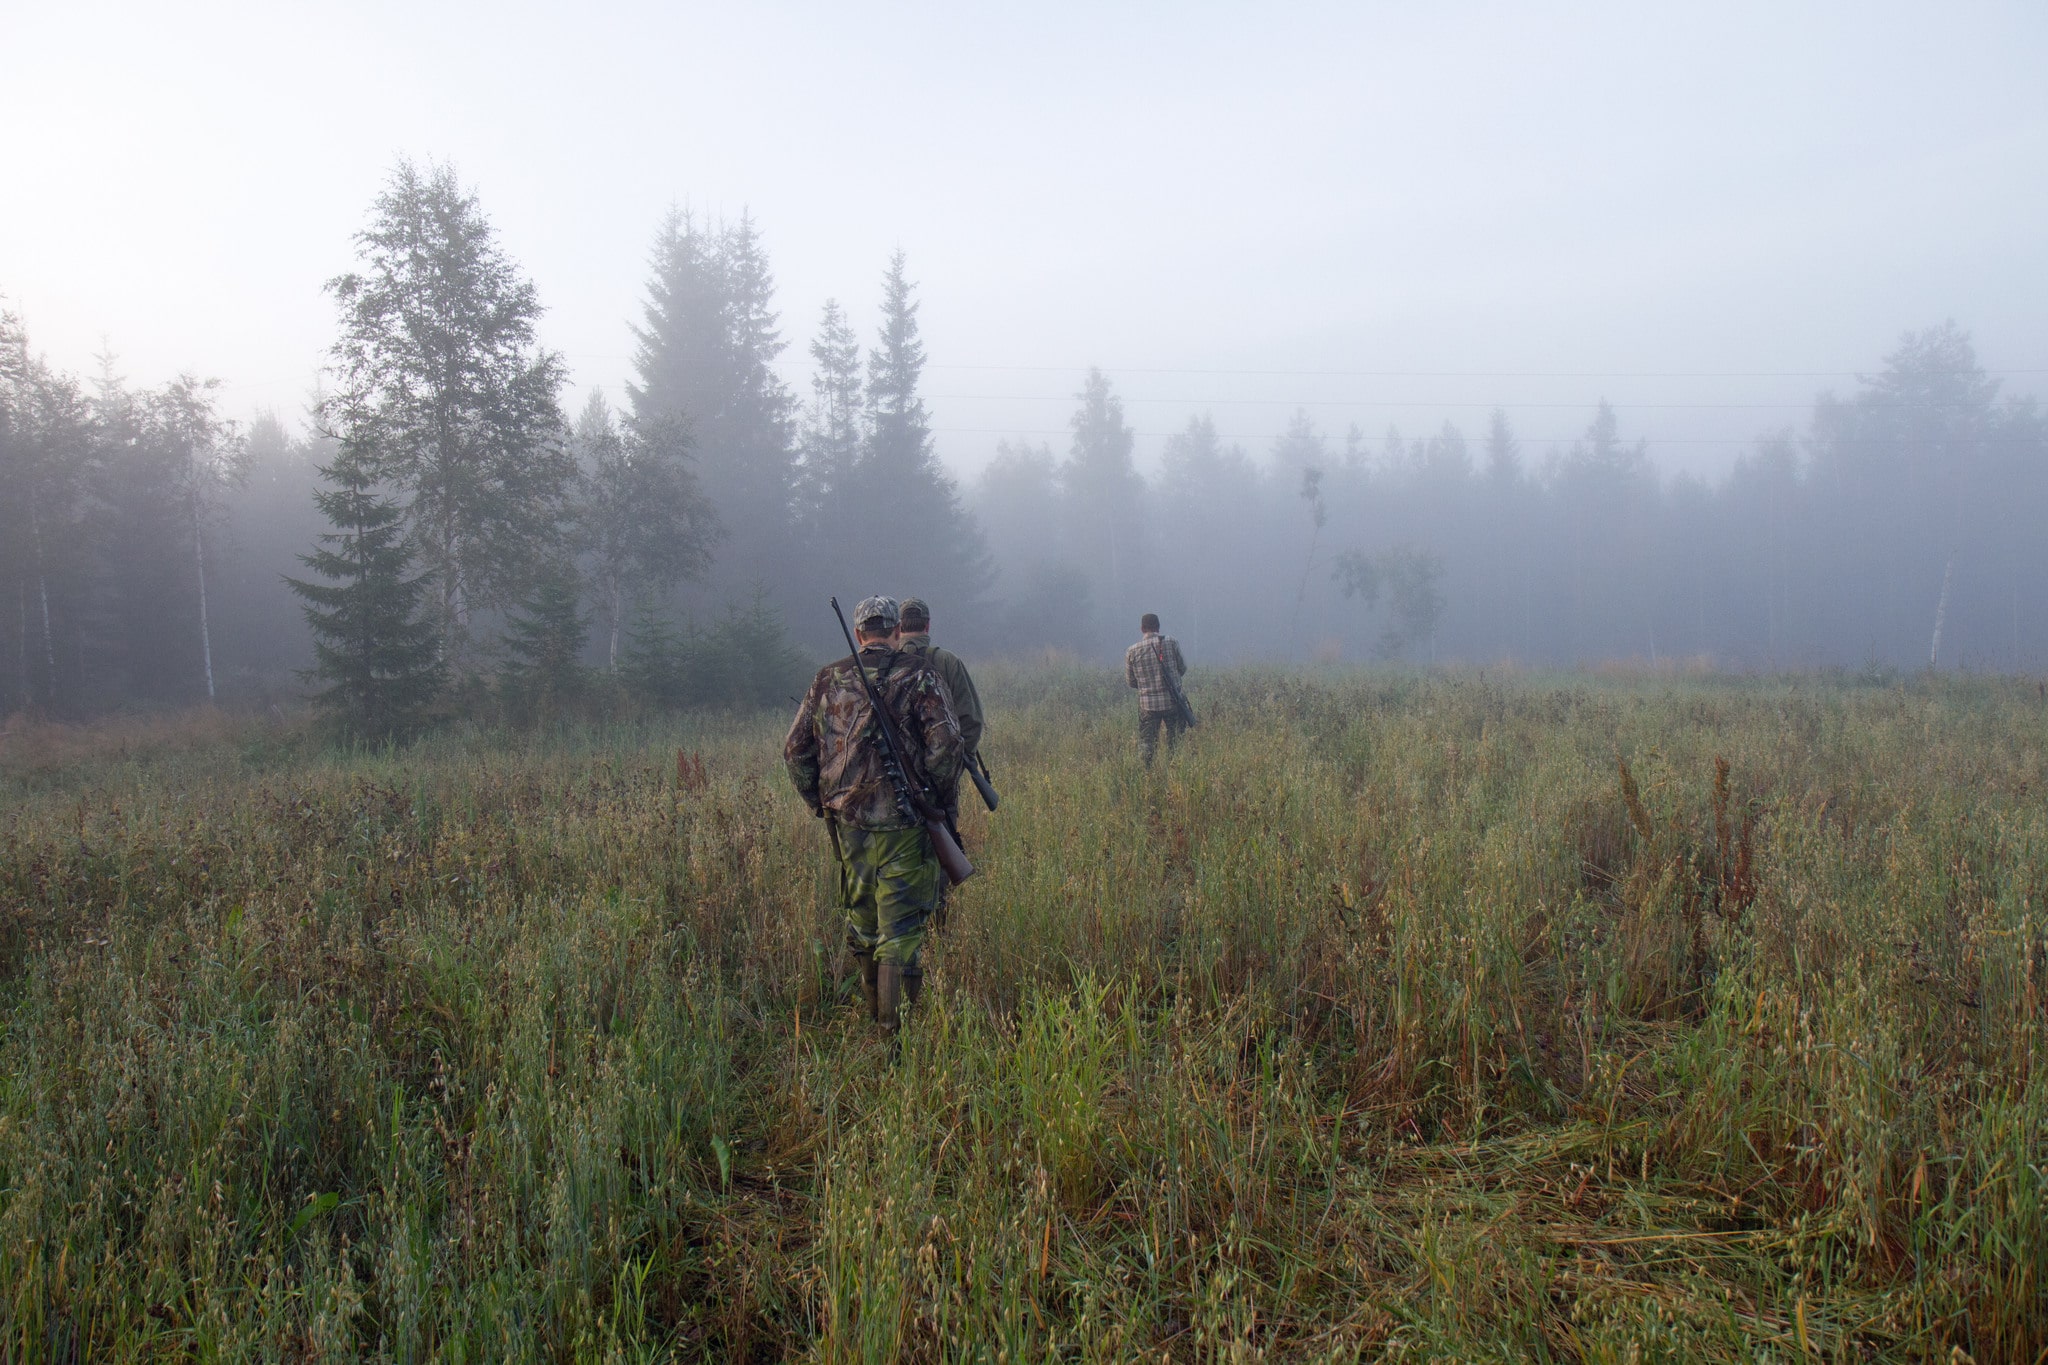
[{"x1": 1, "y1": 666, "x2": 2044, "y2": 1360}]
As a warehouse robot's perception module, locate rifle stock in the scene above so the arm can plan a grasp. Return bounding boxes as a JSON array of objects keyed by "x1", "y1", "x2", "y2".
[
  {"x1": 829, "y1": 598, "x2": 977, "y2": 886},
  {"x1": 926, "y1": 814, "x2": 974, "y2": 884}
]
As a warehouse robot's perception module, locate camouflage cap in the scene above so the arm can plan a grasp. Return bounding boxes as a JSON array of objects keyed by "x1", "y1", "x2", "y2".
[
  {"x1": 898, "y1": 596, "x2": 930, "y2": 624},
  {"x1": 853, "y1": 595, "x2": 900, "y2": 631}
]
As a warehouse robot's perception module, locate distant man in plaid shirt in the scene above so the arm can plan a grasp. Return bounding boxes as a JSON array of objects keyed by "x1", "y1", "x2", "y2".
[{"x1": 1124, "y1": 613, "x2": 1190, "y2": 764}]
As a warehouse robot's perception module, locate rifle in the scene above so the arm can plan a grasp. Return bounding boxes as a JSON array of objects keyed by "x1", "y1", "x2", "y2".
[
  {"x1": 1155, "y1": 638, "x2": 1198, "y2": 728},
  {"x1": 966, "y1": 751, "x2": 1000, "y2": 813},
  {"x1": 829, "y1": 598, "x2": 976, "y2": 885}
]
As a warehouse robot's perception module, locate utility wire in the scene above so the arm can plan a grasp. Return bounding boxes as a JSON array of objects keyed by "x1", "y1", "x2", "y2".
[
  {"x1": 919, "y1": 363, "x2": 2048, "y2": 379},
  {"x1": 922, "y1": 395, "x2": 2008, "y2": 411},
  {"x1": 938, "y1": 427, "x2": 2048, "y2": 445},
  {"x1": 558, "y1": 352, "x2": 2046, "y2": 380}
]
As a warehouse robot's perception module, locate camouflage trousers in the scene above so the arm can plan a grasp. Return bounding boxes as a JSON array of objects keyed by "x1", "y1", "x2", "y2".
[
  {"x1": 1138, "y1": 709, "x2": 1188, "y2": 765},
  {"x1": 831, "y1": 822, "x2": 942, "y2": 968}
]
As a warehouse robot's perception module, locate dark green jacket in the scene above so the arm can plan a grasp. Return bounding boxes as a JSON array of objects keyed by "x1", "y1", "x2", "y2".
[{"x1": 896, "y1": 633, "x2": 983, "y2": 758}]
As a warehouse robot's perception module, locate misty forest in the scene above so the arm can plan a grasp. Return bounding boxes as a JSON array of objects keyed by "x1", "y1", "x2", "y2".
[{"x1": 4, "y1": 159, "x2": 2045, "y2": 730}]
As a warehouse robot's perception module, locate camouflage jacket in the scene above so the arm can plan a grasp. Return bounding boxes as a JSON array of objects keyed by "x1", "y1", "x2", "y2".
[
  {"x1": 784, "y1": 645, "x2": 963, "y2": 830},
  {"x1": 896, "y1": 633, "x2": 983, "y2": 758},
  {"x1": 1124, "y1": 633, "x2": 1188, "y2": 713}
]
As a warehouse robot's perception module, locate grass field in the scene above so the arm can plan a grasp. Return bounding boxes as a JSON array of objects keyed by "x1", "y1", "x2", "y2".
[{"x1": 2, "y1": 666, "x2": 2045, "y2": 1361}]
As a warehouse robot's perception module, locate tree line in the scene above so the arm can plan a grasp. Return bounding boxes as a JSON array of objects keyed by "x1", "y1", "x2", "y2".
[
  {"x1": 5, "y1": 158, "x2": 2044, "y2": 732},
  {"x1": 0, "y1": 325, "x2": 254, "y2": 715},
  {"x1": 0, "y1": 160, "x2": 993, "y2": 731},
  {"x1": 976, "y1": 327, "x2": 2047, "y2": 672}
]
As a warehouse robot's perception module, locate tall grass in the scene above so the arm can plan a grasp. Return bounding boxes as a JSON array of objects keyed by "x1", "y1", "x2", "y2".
[{"x1": 1, "y1": 666, "x2": 2043, "y2": 1359}]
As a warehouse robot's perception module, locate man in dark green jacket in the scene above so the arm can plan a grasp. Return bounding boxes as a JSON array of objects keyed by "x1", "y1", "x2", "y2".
[
  {"x1": 895, "y1": 598, "x2": 982, "y2": 779},
  {"x1": 894, "y1": 597, "x2": 984, "y2": 948}
]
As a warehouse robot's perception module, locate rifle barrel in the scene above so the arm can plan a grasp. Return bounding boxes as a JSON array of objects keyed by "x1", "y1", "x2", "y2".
[{"x1": 967, "y1": 755, "x2": 1000, "y2": 812}]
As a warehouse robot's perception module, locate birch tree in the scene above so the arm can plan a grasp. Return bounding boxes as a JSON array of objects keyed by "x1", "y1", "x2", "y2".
[
  {"x1": 323, "y1": 159, "x2": 572, "y2": 667},
  {"x1": 150, "y1": 376, "x2": 246, "y2": 700}
]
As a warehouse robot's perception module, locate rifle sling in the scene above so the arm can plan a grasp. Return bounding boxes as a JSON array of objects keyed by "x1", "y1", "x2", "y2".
[{"x1": 858, "y1": 648, "x2": 937, "y2": 821}]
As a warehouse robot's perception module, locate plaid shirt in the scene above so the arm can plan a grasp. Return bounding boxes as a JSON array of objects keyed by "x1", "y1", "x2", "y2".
[{"x1": 1124, "y1": 633, "x2": 1187, "y2": 713}]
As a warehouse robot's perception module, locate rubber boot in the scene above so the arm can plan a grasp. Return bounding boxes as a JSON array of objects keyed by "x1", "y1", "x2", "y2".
[
  {"x1": 876, "y1": 963, "x2": 905, "y2": 1041},
  {"x1": 902, "y1": 964, "x2": 923, "y2": 1010},
  {"x1": 857, "y1": 954, "x2": 879, "y2": 1022}
]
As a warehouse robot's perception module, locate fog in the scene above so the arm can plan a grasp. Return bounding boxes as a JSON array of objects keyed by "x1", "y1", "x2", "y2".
[{"x1": 4, "y1": 3, "x2": 2047, "y2": 711}]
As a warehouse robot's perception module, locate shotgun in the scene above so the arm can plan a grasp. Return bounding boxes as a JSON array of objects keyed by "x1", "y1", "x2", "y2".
[{"x1": 1156, "y1": 638, "x2": 1198, "y2": 728}]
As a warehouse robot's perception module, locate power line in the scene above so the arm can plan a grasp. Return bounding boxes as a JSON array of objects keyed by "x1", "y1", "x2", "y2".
[
  {"x1": 920, "y1": 363, "x2": 2048, "y2": 379},
  {"x1": 923, "y1": 394, "x2": 1992, "y2": 411},
  {"x1": 555, "y1": 352, "x2": 2048, "y2": 381},
  {"x1": 935, "y1": 427, "x2": 2048, "y2": 445}
]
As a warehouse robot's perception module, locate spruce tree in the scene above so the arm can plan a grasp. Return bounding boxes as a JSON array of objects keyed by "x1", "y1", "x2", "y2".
[
  {"x1": 498, "y1": 561, "x2": 589, "y2": 722},
  {"x1": 1484, "y1": 408, "x2": 1522, "y2": 487},
  {"x1": 1480, "y1": 409, "x2": 1527, "y2": 659},
  {"x1": 628, "y1": 210, "x2": 725, "y2": 438},
  {"x1": 792, "y1": 298, "x2": 863, "y2": 548},
  {"x1": 628, "y1": 209, "x2": 797, "y2": 603},
  {"x1": 286, "y1": 443, "x2": 444, "y2": 737},
  {"x1": 619, "y1": 602, "x2": 688, "y2": 709},
  {"x1": 92, "y1": 366, "x2": 241, "y2": 704},
  {"x1": 845, "y1": 251, "x2": 992, "y2": 626},
  {"x1": 698, "y1": 591, "x2": 813, "y2": 708},
  {"x1": 1270, "y1": 407, "x2": 1328, "y2": 479},
  {"x1": 215, "y1": 411, "x2": 327, "y2": 688},
  {"x1": 569, "y1": 392, "x2": 719, "y2": 672},
  {"x1": 863, "y1": 252, "x2": 933, "y2": 486},
  {"x1": 1810, "y1": 324, "x2": 2004, "y2": 667},
  {"x1": 1155, "y1": 414, "x2": 1257, "y2": 663},
  {"x1": 0, "y1": 308, "x2": 97, "y2": 712},
  {"x1": 1062, "y1": 367, "x2": 1144, "y2": 629},
  {"x1": 0, "y1": 309, "x2": 26, "y2": 708}
]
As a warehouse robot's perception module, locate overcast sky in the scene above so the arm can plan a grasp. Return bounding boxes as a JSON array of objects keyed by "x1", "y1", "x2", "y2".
[{"x1": 5, "y1": 1, "x2": 2046, "y2": 480}]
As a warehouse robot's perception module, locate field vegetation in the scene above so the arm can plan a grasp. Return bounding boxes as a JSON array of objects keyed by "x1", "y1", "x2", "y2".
[{"x1": 1, "y1": 666, "x2": 2045, "y2": 1361}]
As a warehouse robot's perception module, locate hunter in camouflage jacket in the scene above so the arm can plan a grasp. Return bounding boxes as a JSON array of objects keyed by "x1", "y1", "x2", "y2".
[{"x1": 783, "y1": 642, "x2": 964, "y2": 830}]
